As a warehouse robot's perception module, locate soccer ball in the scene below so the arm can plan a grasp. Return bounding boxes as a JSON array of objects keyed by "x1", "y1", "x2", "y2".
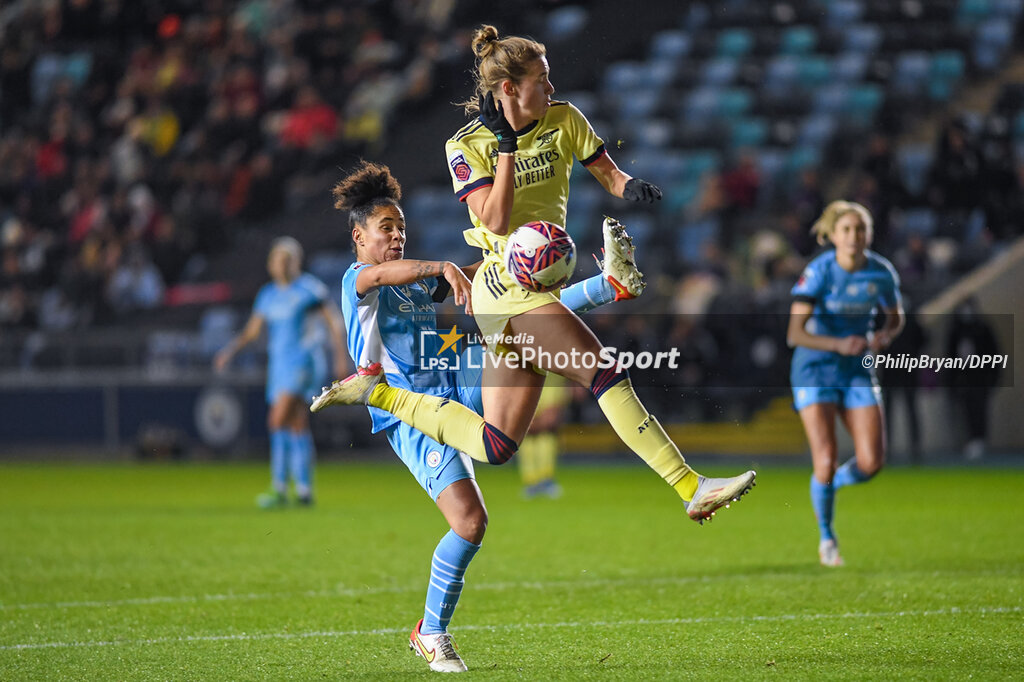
[{"x1": 504, "y1": 220, "x2": 577, "y2": 293}]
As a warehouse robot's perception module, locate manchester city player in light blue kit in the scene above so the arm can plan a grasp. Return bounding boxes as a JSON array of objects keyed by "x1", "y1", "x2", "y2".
[
  {"x1": 328, "y1": 160, "x2": 643, "y2": 673},
  {"x1": 214, "y1": 237, "x2": 347, "y2": 508},
  {"x1": 787, "y1": 201, "x2": 904, "y2": 567}
]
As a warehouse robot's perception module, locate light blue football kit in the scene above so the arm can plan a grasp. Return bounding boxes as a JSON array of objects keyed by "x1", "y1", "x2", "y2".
[
  {"x1": 253, "y1": 273, "x2": 331, "y2": 497},
  {"x1": 790, "y1": 249, "x2": 902, "y2": 411},
  {"x1": 790, "y1": 249, "x2": 902, "y2": 544}
]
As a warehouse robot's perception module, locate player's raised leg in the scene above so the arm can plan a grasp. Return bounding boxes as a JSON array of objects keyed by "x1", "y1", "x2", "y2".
[
  {"x1": 504, "y1": 303, "x2": 755, "y2": 523},
  {"x1": 560, "y1": 216, "x2": 646, "y2": 314}
]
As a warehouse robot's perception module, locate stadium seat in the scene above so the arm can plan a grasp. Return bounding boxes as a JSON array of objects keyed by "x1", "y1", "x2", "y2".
[
  {"x1": 843, "y1": 24, "x2": 882, "y2": 54},
  {"x1": 716, "y1": 28, "x2": 755, "y2": 58},
  {"x1": 832, "y1": 53, "x2": 869, "y2": 82},
  {"x1": 929, "y1": 51, "x2": 966, "y2": 101},
  {"x1": 682, "y1": 87, "x2": 722, "y2": 122},
  {"x1": 814, "y1": 83, "x2": 851, "y2": 114},
  {"x1": 717, "y1": 88, "x2": 755, "y2": 119},
  {"x1": 892, "y1": 51, "x2": 932, "y2": 97},
  {"x1": 701, "y1": 58, "x2": 740, "y2": 86},
  {"x1": 897, "y1": 144, "x2": 934, "y2": 196},
  {"x1": 650, "y1": 30, "x2": 692, "y2": 60},
  {"x1": 616, "y1": 90, "x2": 662, "y2": 120},
  {"x1": 545, "y1": 5, "x2": 588, "y2": 42},
  {"x1": 956, "y1": 0, "x2": 994, "y2": 26},
  {"x1": 779, "y1": 26, "x2": 818, "y2": 55},
  {"x1": 844, "y1": 84, "x2": 883, "y2": 128},
  {"x1": 764, "y1": 55, "x2": 801, "y2": 94},
  {"x1": 798, "y1": 55, "x2": 832, "y2": 90},
  {"x1": 730, "y1": 118, "x2": 769, "y2": 149},
  {"x1": 900, "y1": 207, "x2": 939, "y2": 238},
  {"x1": 603, "y1": 62, "x2": 646, "y2": 94},
  {"x1": 827, "y1": 0, "x2": 865, "y2": 27},
  {"x1": 799, "y1": 113, "x2": 837, "y2": 147},
  {"x1": 992, "y1": 0, "x2": 1023, "y2": 18},
  {"x1": 973, "y1": 19, "x2": 1014, "y2": 71},
  {"x1": 631, "y1": 118, "x2": 674, "y2": 148}
]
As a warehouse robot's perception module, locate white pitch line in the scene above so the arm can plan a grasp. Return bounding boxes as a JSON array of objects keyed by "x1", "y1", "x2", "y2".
[
  {"x1": 1, "y1": 606, "x2": 1019, "y2": 652},
  {"x1": 4, "y1": 569, "x2": 1017, "y2": 612}
]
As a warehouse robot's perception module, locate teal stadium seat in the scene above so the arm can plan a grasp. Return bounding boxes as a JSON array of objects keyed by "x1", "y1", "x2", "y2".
[
  {"x1": 780, "y1": 26, "x2": 818, "y2": 55},
  {"x1": 730, "y1": 117, "x2": 769, "y2": 149},
  {"x1": 929, "y1": 51, "x2": 966, "y2": 102},
  {"x1": 716, "y1": 28, "x2": 754, "y2": 58},
  {"x1": 798, "y1": 56, "x2": 832, "y2": 90},
  {"x1": 956, "y1": 0, "x2": 994, "y2": 26}
]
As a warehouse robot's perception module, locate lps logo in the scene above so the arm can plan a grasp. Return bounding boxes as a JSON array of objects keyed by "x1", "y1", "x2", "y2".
[{"x1": 418, "y1": 326, "x2": 464, "y2": 371}]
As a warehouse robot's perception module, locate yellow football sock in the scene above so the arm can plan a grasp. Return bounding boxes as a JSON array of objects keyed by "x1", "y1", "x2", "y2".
[
  {"x1": 518, "y1": 435, "x2": 542, "y2": 485},
  {"x1": 596, "y1": 380, "x2": 700, "y2": 501},
  {"x1": 368, "y1": 384, "x2": 490, "y2": 463},
  {"x1": 535, "y1": 432, "x2": 558, "y2": 482}
]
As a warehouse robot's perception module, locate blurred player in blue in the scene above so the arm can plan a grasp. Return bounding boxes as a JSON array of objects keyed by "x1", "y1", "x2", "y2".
[
  {"x1": 787, "y1": 201, "x2": 904, "y2": 566},
  {"x1": 325, "y1": 160, "x2": 639, "y2": 673},
  {"x1": 214, "y1": 237, "x2": 347, "y2": 508}
]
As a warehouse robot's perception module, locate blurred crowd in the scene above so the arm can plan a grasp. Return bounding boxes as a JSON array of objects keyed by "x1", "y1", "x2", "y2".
[
  {"x1": 0, "y1": 0, "x2": 467, "y2": 330},
  {"x1": 662, "y1": 118, "x2": 1024, "y2": 330}
]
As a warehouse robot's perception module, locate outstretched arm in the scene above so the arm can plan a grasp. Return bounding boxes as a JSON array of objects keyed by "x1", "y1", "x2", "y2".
[
  {"x1": 356, "y1": 259, "x2": 473, "y2": 315},
  {"x1": 587, "y1": 153, "x2": 662, "y2": 203},
  {"x1": 213, "y1": 313, "x2": 265, "y2": 371}
]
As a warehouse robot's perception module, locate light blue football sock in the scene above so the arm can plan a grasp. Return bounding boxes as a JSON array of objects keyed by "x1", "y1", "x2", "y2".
[
  {"x1": 421, "y1": 529, "x2": 480, "y2": 635},
  {"x1": 288, "y1": 430, "x2": 314, "y2": 498},
  {"x1": 810, "y1": 476, "x2": 836, "y2": 542},
  {"x1": 833, "y1": 458, "x2": 873, "y2": 489},
  {"x1": 270, "y1": 430, "x2": 289, "y2": 495},
  {"x1": 560, "y1": 274, "x2": 617, "y2": 315}
]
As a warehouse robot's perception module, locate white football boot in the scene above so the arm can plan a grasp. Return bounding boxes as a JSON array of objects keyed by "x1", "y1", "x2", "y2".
[
  {"x1": 409, "y1": 618, "x2": 468, "y2": 673},
  {"x1": 309, "y1": 363, "x2": 385, "y2": 412},
  {"x1": 819, "y1": 539, "x2": 844, "y2": 567},
  {"x1": 596, "y1": 216, "x2": 646, "y2": 300},
  {"x1": 686, "y1": 470, "x2": 757, "y2": 524}
]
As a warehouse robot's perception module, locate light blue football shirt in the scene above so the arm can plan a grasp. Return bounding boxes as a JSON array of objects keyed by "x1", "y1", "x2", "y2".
[
  {"x1": 253, "y1": 273, "x2": 329, "y2": 364},
  {"x1": 791, "y1": 249, "x2": 901, "y2": 370},
  {"x1": 341, "y1": 263, "x2": 454, "y2": 433}
]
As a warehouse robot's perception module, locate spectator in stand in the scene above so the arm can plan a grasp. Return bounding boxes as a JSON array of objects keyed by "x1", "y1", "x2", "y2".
[
  {"x1": 945, "y1": 298, "x2": 1001, "y2": 461},
  {"x1": 926, "y1": 118, "x2": 982, "y2": 238},
  {"x1": 106, "y1": 245, "x2": 166, "y2": 314}
]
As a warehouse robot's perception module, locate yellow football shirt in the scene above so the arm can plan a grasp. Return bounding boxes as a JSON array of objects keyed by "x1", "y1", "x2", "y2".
[{"x1": 445, "y1": 100, "x2": 606, "y2": 260}]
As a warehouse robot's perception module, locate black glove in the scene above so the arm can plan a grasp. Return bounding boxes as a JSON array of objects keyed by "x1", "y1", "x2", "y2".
[
  {"x1": 623, "y1": 178, "x2": 663, "y2": 203},
  {"x1": 479, "y1": 91, "x2": 517, "y2": 153}
]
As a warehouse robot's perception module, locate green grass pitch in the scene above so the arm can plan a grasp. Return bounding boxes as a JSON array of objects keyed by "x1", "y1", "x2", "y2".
[{"x1": 1, "y1": 461, "x2": 1022, "y2": 680}]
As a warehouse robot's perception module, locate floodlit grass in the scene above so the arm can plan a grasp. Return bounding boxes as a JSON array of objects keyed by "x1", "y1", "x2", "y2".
[{"x1": 1, "y1": 461, "x2": 1022, "y2": 680}]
